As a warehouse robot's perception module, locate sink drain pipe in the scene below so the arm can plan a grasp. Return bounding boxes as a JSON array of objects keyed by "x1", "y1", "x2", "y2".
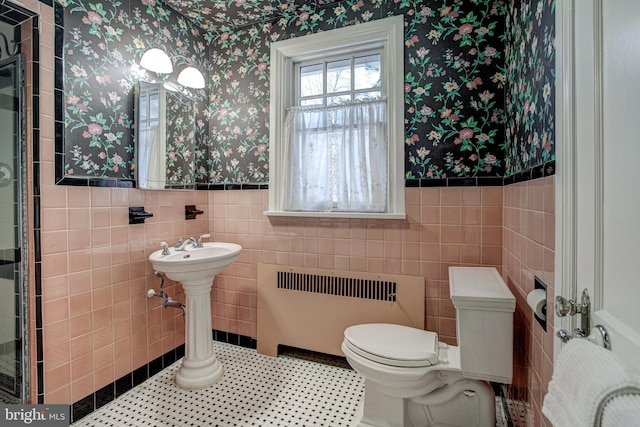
[{"x1": 147, "y1": 271, "x2": 186, "y2": 316}]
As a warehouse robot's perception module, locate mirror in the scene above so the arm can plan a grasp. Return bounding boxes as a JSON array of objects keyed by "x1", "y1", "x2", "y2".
[{"x1": 134, "y1": 81, "x2": 196, "y2": 189}]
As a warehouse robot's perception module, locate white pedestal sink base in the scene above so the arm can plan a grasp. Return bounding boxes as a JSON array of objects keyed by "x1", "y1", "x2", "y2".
[
  {"x1": 176, "y1": 277, "x2": 223, "y2": 389},
  {"x1": 176, "y1": 352, "x2": 223, "y2": 388},
  {"x1": 149, "y1": 242, "x2": 242, "y2": 389}
]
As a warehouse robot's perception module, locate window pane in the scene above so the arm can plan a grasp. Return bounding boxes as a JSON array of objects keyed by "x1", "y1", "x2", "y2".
[
  {"x1": 300, "y1": 98, "x2": 324, "y2": 107},
  {"x1": 327, "y1": 95, "x2": 350, "y2": 106},
  {"x1": 139, "y1": 95, "x2": 148, "y2": 121},
  {"x1": 354, "y1": 54, "x2": 381, "y2": 90},
  {"x1": 149, "y1": 93, "x2": 160, "y2": 120},
  {"x1": 355, "y1": 90, "x2": 382, "y2": 101},
  {"x1": 299, "y1": 63, "x2": 323, "y2": 97},
  {"x1": 326, "y1": 59, "x2": 351, "y2": 94}
]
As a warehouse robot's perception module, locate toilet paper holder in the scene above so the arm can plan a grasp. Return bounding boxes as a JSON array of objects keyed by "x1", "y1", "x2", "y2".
[{"x1": 530, "y1": 276, "x2": 548, "y2": 331}]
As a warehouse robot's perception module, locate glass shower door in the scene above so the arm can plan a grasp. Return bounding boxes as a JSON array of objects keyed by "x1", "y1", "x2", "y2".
[{"x1": 0, "y1": 55, "x2": 26, "y2": 403}]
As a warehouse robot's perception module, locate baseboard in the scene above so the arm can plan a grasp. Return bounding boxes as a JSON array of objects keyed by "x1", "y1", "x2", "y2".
[{"x1": 71, "y1": 331, "x2": 257, "y2": 423}]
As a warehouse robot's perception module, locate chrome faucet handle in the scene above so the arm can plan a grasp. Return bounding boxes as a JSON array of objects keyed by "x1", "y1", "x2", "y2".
[
  {"x1": 176, "y1": 237, "x2": 197, "y2": 251},
  {"x1": 197, "y1": 233, "x2": 211, "y2": 248},
  {"x1": 175, "y1": 237, "x2": 183, "y2": 248},
  {"x1": 160, "y1": 242, "x2": 170, "y2": 255}
]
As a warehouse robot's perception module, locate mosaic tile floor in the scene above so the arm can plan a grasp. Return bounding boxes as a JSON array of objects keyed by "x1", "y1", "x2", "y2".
[{"x1": 72, "y1": 341, "x2": 511, "y2": 426}]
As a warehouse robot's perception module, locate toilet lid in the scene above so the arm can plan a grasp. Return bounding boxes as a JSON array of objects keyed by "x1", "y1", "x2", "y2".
[{"x1": 344, "y1": 324, "x2": 439, "y2": 367}]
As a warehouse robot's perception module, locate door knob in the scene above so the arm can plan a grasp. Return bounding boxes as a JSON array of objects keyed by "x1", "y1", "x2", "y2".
[
  {"x1": 555, "y1": 293, "x2": 588, "y2": 317},
  {"x1": 554, "y1": 295, "x2": 576, "y2": 317},
  {"x1": 554, "y1": 288, "x2": 591, "y2": 337}
]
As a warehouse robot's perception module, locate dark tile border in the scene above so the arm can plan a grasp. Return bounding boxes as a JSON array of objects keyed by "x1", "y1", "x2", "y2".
[
  {"x1": 405, "y1": 161, "x2": 555, "y2": 189},
  {"x1": 69, "y1": 331, "x2": 257, "y2": 423},
  {"x1": 53, "y1": 161, "x2": 555, "y2": 190},
  {"x1": 503, "y1": 160, "x2": 555, "y2": 186},
  {"x1": 56, "y1": 176, "x2": 135, "y2": 188},
  {"x1": 196, "y1": 183, "x2": 268, "y2": 191},
  {"x1": 53, "y1": 0, "x2": 65, "y2": 185},
  {"x1": 213, "y1": 329, "x2": 257, "y2": 349},
  {"x1": 0, "y1": 0, "x2": 35, "y2": 24},
  {"x1": 23, "y1": 6, "x2": 43, "y2": 405},
  {"x1": 70, "y1": 344, "x2": 185, "y2": 423}
]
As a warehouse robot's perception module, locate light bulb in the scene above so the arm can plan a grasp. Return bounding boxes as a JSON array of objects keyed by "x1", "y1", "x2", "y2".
[
  {"x1": 177, "y1": 66, "x2": 206, "y2": 89},
  {"x1": 140, "y1": 48, "x2": 173, "y2": 74}
]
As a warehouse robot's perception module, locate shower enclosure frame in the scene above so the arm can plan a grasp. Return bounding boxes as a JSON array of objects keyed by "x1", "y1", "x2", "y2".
[{"x1": 0, "y1": 52, "x2": 29, "y2": 404}]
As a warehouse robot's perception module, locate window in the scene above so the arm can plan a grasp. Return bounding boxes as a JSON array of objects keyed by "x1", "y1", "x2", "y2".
[
  {"x1": 296, "y1": 51, "x2": 382, "y2": 106},
  {"x1": 135, "y1": 82, "x2": 166, "y2": 190},
  {"x1": 266, "y1": 15, "x2": 405, "y2": 219}
]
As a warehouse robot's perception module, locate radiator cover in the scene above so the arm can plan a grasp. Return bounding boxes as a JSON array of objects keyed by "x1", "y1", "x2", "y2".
[{"x1": 257, "y1": 264, "x2": 425, "y2": 357}]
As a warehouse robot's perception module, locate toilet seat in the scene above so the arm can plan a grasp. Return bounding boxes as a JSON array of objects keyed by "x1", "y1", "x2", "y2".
[{"x1": 343, "y1": 324, "x2": 439, "y2": 368}]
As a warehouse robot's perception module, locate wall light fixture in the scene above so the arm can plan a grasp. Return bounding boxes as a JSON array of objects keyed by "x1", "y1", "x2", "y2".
[{"x1": 139, "y1": 48, "x2": 206, "y2": 89}]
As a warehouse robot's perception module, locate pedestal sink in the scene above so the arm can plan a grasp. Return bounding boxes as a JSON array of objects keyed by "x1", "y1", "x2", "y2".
[{"x1": 149, "y1": 241, "x2": 242, "y2": 388}]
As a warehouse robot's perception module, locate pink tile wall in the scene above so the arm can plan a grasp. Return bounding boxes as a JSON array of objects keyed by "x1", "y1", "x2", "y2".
[
  {"x1": 26, "y1": 2, "x2": 211, "y2": 404},
  {"x1": 207, "y1": 186, "x2": 504, "y2": 346},
  {"x1": 51, "y1": 192, "x2": 211, "y2": 398},
  {"x1": 18, "y1": 0, "x2": 60, "y2": 405},
  {"x1": 55, "y1": 190, "x2": 215, "y2": 401},
  {"x1": 501, "y1": 176, "x2": 555, "y2": 427},
  {"x1": 25, "y1": 1, "x2": 554, "y2": 418},
  {"x1": 40, "y1": 187, "x2": 208, "y2": 404},
  {"x1": 35, "y1": 181, "x2": 505, "y2": 403},
  {"x1": 23, "y1": 0, "x2": 504, "y2": 404}
]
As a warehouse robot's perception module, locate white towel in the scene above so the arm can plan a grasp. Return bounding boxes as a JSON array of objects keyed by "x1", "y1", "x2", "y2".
[
  {"x1": 542, "y1": 338, "x2": 640, "y2": 427},
  {"x1": 602, "y1": 394, "x2": 640, "y2": 427}
]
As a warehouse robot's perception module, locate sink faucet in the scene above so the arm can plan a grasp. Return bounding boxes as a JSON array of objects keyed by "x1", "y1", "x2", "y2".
[
  {"x1": 196, "y1": 233, "x2": 210, "y2": 248},
  {"x1": 175, "y1": 237, "x2": 197, "y2": 251},
  {"x1": 160, "y1": 241, "x2": 170, "y2": 255}
]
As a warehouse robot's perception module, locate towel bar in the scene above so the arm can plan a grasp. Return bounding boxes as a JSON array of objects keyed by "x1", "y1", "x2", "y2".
[{"x1": 556, "y1": 324, "x2": 612, "y2": 350}]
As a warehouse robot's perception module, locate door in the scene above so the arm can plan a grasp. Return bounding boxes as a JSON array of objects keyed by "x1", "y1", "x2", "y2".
[
  {"x1": 557, "y1": 0, "x2": 640, "y2": 370},
  {"x1": 0, "y1": 54, "x2": 27, "y2": 402}
]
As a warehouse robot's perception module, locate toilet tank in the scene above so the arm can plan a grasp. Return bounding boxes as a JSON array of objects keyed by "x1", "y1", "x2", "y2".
[{"x1": 449, "y1": 267, "x2": 515, "y2": 384}]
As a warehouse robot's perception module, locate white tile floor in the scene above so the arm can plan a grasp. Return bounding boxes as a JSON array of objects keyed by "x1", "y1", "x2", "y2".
[{"x1": 72, "y1": 341, "x2": 511, "y2": 427}]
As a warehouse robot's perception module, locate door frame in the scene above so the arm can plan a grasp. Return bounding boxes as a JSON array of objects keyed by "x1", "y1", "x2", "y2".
[
  {"x1": 555, "y1": 0, "x2": 640, "y2": 369},
  {"x1": 555, "y1": 0, "x2": 577, "y2": 359}
]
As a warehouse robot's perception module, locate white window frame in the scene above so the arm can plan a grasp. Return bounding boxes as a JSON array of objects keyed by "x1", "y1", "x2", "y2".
[
  {"x1": 295, "y1": 48, "x2": 383, "y2": 106},
  {"x1": 265, "y1": 15, "x2": 405, "y2": 219}
]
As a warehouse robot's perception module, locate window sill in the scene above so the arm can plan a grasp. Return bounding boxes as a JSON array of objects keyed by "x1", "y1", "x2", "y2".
[{"x1": 263, "y1": 210, "x2": 406, "y2": 220}]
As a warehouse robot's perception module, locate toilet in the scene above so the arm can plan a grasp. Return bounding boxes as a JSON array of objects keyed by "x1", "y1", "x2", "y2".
[{"x1": 341, "y1": 267, "x2": 516, "y2": 427}]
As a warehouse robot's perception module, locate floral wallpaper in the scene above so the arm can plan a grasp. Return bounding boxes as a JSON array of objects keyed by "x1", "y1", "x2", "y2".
[
  {"x1": 57, "y1": 0, "x2": 555, "y2": 185},
  {"x1": 504, "y1": 0, "x2": 555, "y2": 175},
  {"x1": 206, "y1": 0, "x2": 508, "y2": 183},
  {"x1": 60, "y1": 0, "x2": 209, "y2": 183},
  {"x1": 165, "y1": 0, "x2": 339, "y2": 32}
]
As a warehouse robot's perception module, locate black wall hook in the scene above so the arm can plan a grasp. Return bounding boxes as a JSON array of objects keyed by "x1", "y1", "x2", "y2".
[
  {"x1": 129, "y1": 207, "x2": 153, "y2": 224},
  {"x1": 185, "y1": 205, "x2": 204, "y2": 220}
]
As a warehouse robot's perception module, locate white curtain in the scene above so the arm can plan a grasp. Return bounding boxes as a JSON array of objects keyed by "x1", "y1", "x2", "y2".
[
  {"x1": 138, "y1": 125, "x2": 166, "y2": 190},
  {"x1": 283, "y1": 99, "x2": 387, "y2": 212}
]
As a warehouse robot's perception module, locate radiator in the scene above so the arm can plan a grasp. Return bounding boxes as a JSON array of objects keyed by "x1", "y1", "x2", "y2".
[{"x1": 257, "y1": 264, "x2": 425, "y2": 357}]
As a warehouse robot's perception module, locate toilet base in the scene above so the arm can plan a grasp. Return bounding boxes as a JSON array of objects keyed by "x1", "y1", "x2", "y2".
[
  {"x1": 408, "y1": 379, "x2": 496, "y2": 427},
  {"x1": 353, "y1": 378, "x2": 495, "y2": 427},
  {"x1": 355, "y1": 379, "x2": 415, "y2": 427}
]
